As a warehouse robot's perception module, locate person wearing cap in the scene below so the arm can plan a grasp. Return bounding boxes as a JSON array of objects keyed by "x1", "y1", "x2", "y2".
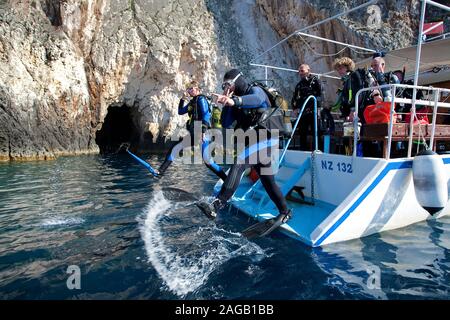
[
  {"x1": 157, "y1": 80, "x2": 227, "y2": 181},
  {"x1": 196, "y1": 69, "x2": 292, "y2": 233}
]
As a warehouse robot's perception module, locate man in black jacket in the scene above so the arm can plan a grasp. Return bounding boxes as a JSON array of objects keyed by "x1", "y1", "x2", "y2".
[{"x1": 291, "y1": 64, "x2": 322, "y2": 151}]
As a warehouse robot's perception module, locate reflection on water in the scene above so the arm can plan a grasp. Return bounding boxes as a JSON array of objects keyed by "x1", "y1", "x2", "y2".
[
  {"x1": 314, "y1": 217, "x2": 450, "y2": 299},
  {"x1": 0, "y1": 155, "x2": 449, "y2": 299}
]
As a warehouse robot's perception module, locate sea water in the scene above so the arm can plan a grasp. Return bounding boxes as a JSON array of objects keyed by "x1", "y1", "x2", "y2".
[{"x1": 0, "y1": 155, "x2": 449, "y2": 299}]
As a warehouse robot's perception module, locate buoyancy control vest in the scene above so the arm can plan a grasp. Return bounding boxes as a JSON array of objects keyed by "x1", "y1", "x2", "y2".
[
  {"x1": 185, "y1": 95, "x2": 211, "y2": 131},
  {"x1": 251, "y1": 82, "x2": 292, "y2": 137},
  {"x1": 292, "y1": 76, "x2": 322, "y2": 112}
]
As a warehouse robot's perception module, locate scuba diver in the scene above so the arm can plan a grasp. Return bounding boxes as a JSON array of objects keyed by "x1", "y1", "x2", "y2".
[
  {"x1": 196, "y1": 69, "x2": 292, "y2": 238},
  {"x1": 157, "y1": 80, "x2": 227, "y2": 181},
  {"x1": 332, "y1": 57, "x2": 365, "y2": 120},
  {"x1": 291, "y1": 64, "x2": 322, "y2": 151}
]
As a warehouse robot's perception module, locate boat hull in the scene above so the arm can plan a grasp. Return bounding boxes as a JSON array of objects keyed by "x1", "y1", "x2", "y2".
[{"x1": 222, "y1": 151, "x2": 450, "y2": 246}]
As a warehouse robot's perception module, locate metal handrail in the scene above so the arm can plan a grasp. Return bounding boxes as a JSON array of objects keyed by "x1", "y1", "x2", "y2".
[
  {"x1": 279, "y1": 95, "x2": 318, "y2": 164},
  {"x1": 353, "y1": 83, "x2": 450, "y2": 159}
]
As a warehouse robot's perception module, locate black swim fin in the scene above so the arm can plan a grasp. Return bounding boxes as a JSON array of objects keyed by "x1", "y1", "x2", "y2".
[
  {"x1": 195, "y1": 199, "x2": 223, "y2": 220},
  {"x1": 241, "y1": 210, "x2": 292, "y2": 239}
]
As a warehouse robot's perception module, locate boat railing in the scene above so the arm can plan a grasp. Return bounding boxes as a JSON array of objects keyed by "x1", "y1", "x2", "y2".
[
  {"x1": 280, "y1": 95, "x2": 318, "y2": 163},
  {"x1": 354, "y1": 83, "x2": 450, "y2": 159}
]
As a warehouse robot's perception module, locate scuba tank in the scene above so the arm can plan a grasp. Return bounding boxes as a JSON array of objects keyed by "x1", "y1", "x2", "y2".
[{"x1": 252, "y1": 82, "x2": 292, "y2": 137}]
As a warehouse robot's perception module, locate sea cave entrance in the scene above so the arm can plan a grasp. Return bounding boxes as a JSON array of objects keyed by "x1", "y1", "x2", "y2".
[{"x1": 95, "y1": 105, "x2": 141, "y2": 154}]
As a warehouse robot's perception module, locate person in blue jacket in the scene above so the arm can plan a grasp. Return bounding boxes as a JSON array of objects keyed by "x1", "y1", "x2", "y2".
[
  {"x1": 157, "y1": 80, "x2": 227, "y2": 181},
  {"x1": 196, "y1": 69, "x2": 292, "y2": 235}
]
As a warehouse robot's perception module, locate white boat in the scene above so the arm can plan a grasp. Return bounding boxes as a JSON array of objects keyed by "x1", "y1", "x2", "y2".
[{"x1": 214, "y1": 0, "x2": 450, "y2": 246}]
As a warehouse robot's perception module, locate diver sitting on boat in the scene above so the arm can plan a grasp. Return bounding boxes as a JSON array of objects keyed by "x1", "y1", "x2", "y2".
[
  {"x1": 157, "y1": 80, "x2": 228, "y2": 181},
  {"x1": 196, "y1": 69, "x2": 292, "y2": 237},
  {"x1": 361, "y1": 55, "x2": 401, "y2": 157}
]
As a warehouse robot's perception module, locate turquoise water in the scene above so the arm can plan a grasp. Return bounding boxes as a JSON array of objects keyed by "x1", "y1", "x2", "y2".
[{"x1": 0, "y1": 155, "x2": 449, "y2": 299}]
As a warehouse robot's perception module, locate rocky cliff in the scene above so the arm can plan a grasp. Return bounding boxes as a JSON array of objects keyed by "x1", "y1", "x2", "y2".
[
  {"x1": 255, "y1": 0, "x2": 421, "y2": 102},
  {"x1": 0, "y1": 0, "x2": 426, "y2": 160},
  {"x1": 0, "y1": 0, "x2": 223, "y2": 160}
]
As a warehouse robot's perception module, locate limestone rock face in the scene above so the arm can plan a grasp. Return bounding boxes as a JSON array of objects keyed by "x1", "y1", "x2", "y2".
[
  {"x1": 0, "y1": 0, "x2": 424, "y2": 160},
  {"x1": 0, "y1": 1, "x2": 95, "y2": 160},
  {"x1": 255, "y1": 0, "x2": 420, "y2": 103},
  {"x1": 0, "y1": 0, "x2": 223, "y2": 160}
]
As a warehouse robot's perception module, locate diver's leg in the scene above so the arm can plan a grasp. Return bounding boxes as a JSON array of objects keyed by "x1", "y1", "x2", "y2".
[
  {"x1": 196, "y1": 163, "x2": 249, "y2": 219},
  {"x1": 216, "y1": 132, "x2": 279, "y2": 203},
  {"x1": 257, "y1": 166, "x2": 289, "y2": 214},
  {"x1": 197, "y1": 135, "x2": 279, "y2": 219},
  {"x1": 307, "y1": 112, "x2": 316, "y2": 151},
  {"x1": 217, "y1": 164, "x2": 250, "y2": 202},
  {"x1": 202, "y1": 138, "x2": 227, "y2": 181},
  {"x1": 158, "y1": 137, "x2": 184, "y2": 175},
  {"x1": 204, "y1": 163, "x2": 228, "y2": 181},
  {"x1": 240, "y1": 163, "x2": 292, "y2": 239},
  {"x1": 299, "y1": 114, "x2": 309, "y2": 151}
]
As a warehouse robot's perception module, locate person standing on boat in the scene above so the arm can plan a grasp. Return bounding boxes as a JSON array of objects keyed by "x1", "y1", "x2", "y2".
[
  {"x1": 362, "y1": 55, "x2": 401, "y2": 157},
  {"x1": 332, "y1": 57, "x2": 365, "y2": 120},
  {"x1": 367, "y1": 55, "x2": 400, "y2": 107},
  {"x1": 196, "y1": 69, "x2": 292, "y2": 231},
  {"x1": 291, "y1": 64, "x2": 322, "y2": 151},
  {"x1": 157, "y1": 80, "x2": 227, "y2": 181},
  {"x1": 331, "y1": 57, "x2": 365, "y2": 155}
]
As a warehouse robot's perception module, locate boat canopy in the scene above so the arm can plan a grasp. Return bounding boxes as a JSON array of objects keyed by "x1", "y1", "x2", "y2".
[{"x1": 354, "y1": 38, "x2": 450, "y2": 85}]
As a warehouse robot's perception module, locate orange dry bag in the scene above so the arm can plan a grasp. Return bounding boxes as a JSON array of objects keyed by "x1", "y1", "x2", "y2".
[{"x1": 364, "y1": 102, "x2": 396, "y2": 124}]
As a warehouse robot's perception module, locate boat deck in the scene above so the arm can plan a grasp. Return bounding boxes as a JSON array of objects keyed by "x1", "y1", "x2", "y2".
[{"x1": 231, "y1": 179, "x2": 336, "y2": 244}]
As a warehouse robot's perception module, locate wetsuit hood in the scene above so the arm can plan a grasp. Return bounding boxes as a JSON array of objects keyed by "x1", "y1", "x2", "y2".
[{"x1": 224, "y1": 69, "x2": 249, "y2": 96}]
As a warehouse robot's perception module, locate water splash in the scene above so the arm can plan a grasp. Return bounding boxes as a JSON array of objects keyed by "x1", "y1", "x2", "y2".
[{"x1": 139, "y1": 190, "x2": 266, "y2": 297}]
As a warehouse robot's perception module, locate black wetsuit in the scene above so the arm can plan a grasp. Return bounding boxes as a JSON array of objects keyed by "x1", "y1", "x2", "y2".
[
  {"x1": 217, "y1": 84, "x2": 289, "y2": 215},
  {"x1": 291, "y1": 76, "x2": 322, "y2": 151},
  {"x1": 337, "y1": 71, "x2": 365, "y2": 119},
  {"x1": 159, "y1": 95, "x2": 227, "y2": 181},
  {"x1": 396, "y1": 79, "x2": 425, "y2": 117}
]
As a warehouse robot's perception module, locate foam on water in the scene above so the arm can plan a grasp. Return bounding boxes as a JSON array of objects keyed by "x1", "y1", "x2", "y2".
[
  {"x1": 139, "y1": 190, "x2": 266, "y2": 297},
  {"x1": 40, "y1": 217, "x2": 85, "y2": 227}
]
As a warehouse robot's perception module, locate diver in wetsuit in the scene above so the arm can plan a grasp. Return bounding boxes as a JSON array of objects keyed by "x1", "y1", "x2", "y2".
[
  {"x1": 157, "y1": 81, "x2": 227, "y2": 181},
  {"x1": 291, "y1": 64, "x2": 322, "y2": 151},
  {"x1": 196, "y1": 69, "x2": 292, "y2": 236}
]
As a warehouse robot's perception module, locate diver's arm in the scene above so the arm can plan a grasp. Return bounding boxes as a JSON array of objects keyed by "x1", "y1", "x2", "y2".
[
  {"x1": 291, "y1": 83, "x2": 300, "y2": 109},
  {"x1": 233, "y1": 87, "x2": 269, "y2": 109},
  {"x1": 178, "y1": 98, "x2": 189, "y2": 115}
]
